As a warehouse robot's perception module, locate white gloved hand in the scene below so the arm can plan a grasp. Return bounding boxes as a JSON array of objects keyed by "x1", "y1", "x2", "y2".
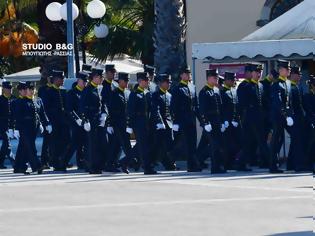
[
  {"x1": 107, "y1": 126, "x2": 114, "y2": 134},
  {"x1": 14, "y1": 130, "x2": 20, "y2": 139},
  {"x1": 126, "y1": 127, "x2": 133, "y2": 134},
  {"x1": 220, "y1": 124, "x2": 226, "y2": 133},
  {"x1": 39, "y1": 124, "x2": 44, "y2": 134},
  {"x1": 76, "y1": 119, "x2": 83, "y2": 126},
  {"x1": 46, "y1": 125, "x2": 52, "y2": 134},
  {"x1": 99, "y1": 113, "x2": 107, "y2": 122},
  {"x1": 231, "y1": 121, "x2": 239, "y2": 128},
  {"x1": 6, "y1": 129, "x2": 14, "y2": 139},
  {"x1": 224, "y1": 121, "x2": 229, "y2": 129},
  {"x1": 84, "y1": 122, "x2": 91, "y2": 132},
  {"x1": 156, "y1": 123, "x2": 166, "y2": 130},
  {"x1": 172, "y1": 124, "x2": 179, "y2": 132},
  {"x1": 286, "y1": 117, "x2": 294, "y2": 127},
  {"x1": 204, "y1": 124, "x2": 212, "y2": 133}
]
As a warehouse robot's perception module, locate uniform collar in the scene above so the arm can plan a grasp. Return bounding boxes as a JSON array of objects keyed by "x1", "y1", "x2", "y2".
[
  {"x1": 137, "y1": 86, "x2": 145, "y2": 93},
  {"x1": 290, "y1": 80, "x2": 297, "y2": 86},
  {"x1": 251, "y1": 79, "x2": 259, "y2": 85},
  {"x1": 26, "y1": 96, "x2": 33, "y2": 100},
  {"x1": 223, "y1": 84, "x2": 231, "y2": 90},
  {"x1": 264, "y1": 76, "x2": 272, "y2": 83},
  {"x1": 159, "y1": 87, "x2": 167, "y2": 94},
  {"x1": 105, "y1": 79, "x2": 112, "y2": 85},
  {"x1": 75, "y1": 85, "x2": 83, "y2": 92},
  {"x1": 206, "y1": 83, "x2": 214, "y2": 89},
  {"x1": 47, "y1": 83, "x2": 52, "y2": 88},
  {"x1": 244, "y1": 79, "x2": 251, "y2": 83},
  {"x1": 118, "y1": 86, "x2": 125, "y2": 92},
  {"x1": 90, "y1": 81, "x2": 98, "y2": 88},
  {"x1": 279, "y1": 76, "x2": 287, "y2": 82},
  {"x1": 18, "y1": 95, "x2": 24, "y2": 99},
  {"x1": 3, "y1": 94, "x2": 11, "y2": 99},
  {"x1": 52, "y1": 84, "x2": 60, "y2": 90},
  {"x1": 180, "y1": 80, "x2": 188, "y2": 86}
]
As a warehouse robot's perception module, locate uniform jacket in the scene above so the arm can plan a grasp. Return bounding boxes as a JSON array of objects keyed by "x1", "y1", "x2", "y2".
[
  {"x1": 151, "y1": 88, "x2": 173, "y2": 129},
  {"x1": 0, "y1": 95, "x2": 15, "y2": 131},
  {"x1": 108, "y1": 87, "x2": 130, "y2": 128}
]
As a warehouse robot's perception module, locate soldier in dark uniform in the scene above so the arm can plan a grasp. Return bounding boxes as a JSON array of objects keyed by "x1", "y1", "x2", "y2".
[
  {"x1": 221, "y1": 72, "x2": 248, "y2": 171},
  {"x1": 64, "y1": 72, "x2": 88, "y2": 169},
  {"x1": 170, "y1": 66, "x2": 200, "y2": 172},
  {"x1": 45, "y1": 70, "x2": 70, "y2": 171},
  {"x1": 303, "y1": 75, "x2": 315, "y2": 172},
  {"x1": 107, "y1": 72, "x2": 134, "y2": 174},
  {"x1": 127, "y1": 72, "x2": 156, "y2": 174},
  {"x1": 38, "y1": 74, "x2": 53, "y2": 169},
  {"x1": 80, "y1": 68, "x2": 109, "y2": 174},
  {"x1": 151, "y1": 74, "x2": 176, "y2": 170},
  {"x1": 13, "y1": 82, "x2": 50, "y2": 174},
  {"x1": 198, "y1": 69, "x2": 226, "y2": 174},
  {"x1": 288, "y1": 66, "x2": 307, "y2": 171},
  {"x1": 270, "y1": 61, "x2": 293, "y2": 173},
  {"x1": 144, "y1": 65, "x2": 158, "y2": 93},
  {"x1": 242, "y1": 65, "x2": 271, "y2": 171},
  {"x1": 0, "y1": 81, "x2": 15, "y2": 168}
]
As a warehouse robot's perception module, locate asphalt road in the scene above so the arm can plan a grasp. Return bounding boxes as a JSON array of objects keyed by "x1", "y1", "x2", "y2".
[{"x1": 0, "y1": 168, "x2": 312, "y2": 236}]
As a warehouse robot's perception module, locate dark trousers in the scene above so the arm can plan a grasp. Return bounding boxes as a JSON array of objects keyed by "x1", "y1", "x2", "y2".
[
  {"x1": 154, "y1": 128, "x2": 175, "y2": 168},
  {"x1": 51, "y1": 124, "x2": 70, "y2": 169},
  {"x1": 243, "y1": 119, "x2": 270, "y2": 168},
  {"x1": 41, "y1": 131, "x2": 51, "y2": 166},
  {"x1": 14, "y1": 130, "x2": 40, "y2": 172},
  {"x1": 197, "y1": 132, "x2": 211, "y2": 165},
  {"x1": 0, "y1": 131, "x2": 12, "y2": 166},
  {"x1": 270, "y1": 120, "x2": 288, "y2": 170},
  {"x1": 223, "y1": 126, "x2": 242, "y2": 169},
  {"x1": 64, "y1": 125, "x2": 86, "y2": 168},
  {"x1": 86, "y1": 126, "x2": 105, "y2": 172},
  {"x1": 134, "y1": 125, "x2": 152, "y2": 170},
  {"x1": 104, "y1": 130, "x2": 119, "y2": 169},
  {"x1": 305, "y1": 126, "x2": 315, "y2": 170}
]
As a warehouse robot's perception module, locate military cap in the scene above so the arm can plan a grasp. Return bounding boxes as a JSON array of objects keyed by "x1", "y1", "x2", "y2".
[
  {"x1": 26, "y1": 81, "x2": 35, "y2": 89},
  {"x1": 76, "y1": 72, "x2": 89, "y2": 82},
  {"x1": 117, "y1": 72, "x2": 130, "y2": 82},
  {"x1": 206, "y1": 69, "x2": 218, "y2": 77},
  {"x1": 91, "y1": 68, "x2": 104, "y2": 77},
  {"x1": 137, "y1": 72, "x2": 149, "y2": 81},
  {"x1": 81, "y1": 64, "x2": 92, "y2": 73},
  {"x1": 244, "y1": 64, "x2": 253, "y2": 72},
  {"x1": 157, "y1": 74, "x2": 171, "y2": 83},
  {"x1": 105, "y1": 64, "x2": 116, "y2": 73},
  {"x1": 224, "y1": 72, "x2": 236, "y2": 81},
  {"x1": 144, "y1": 65, "x2": 155, "y2": 76},
  {"x1": 278, "y1": 60, "x2": 290, "y2": 69},
  {"x1": 51, "y1": 70, "x2": 64, "y2": 79},
  {"x1": 251, "y1": 64, "x2": 263, "y2": 72},
  {"x1": 270, "y1": 69, "x2": 279, "y2": 79},
  {"x1": 17, "y1": 81, "x2": 27, "y2": 90},
  {"x1": 290, "y1": 66, "x2": 301, "y2": 75},
  {"x1": 2, "y1": 81, "x2": 12, "y2": 89},
  {"x1": 179, "y1": 65, "x2": 191, "y2": 74},
  {"x1": 218, "y1": 76, "x2": 224, "y2": 86}
]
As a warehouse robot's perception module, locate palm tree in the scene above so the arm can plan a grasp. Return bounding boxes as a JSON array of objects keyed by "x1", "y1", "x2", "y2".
[{"x1": 153, "y1": 0, "x2": 186, "y2": 78}]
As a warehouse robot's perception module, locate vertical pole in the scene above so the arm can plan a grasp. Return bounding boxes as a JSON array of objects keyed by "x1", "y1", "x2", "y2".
[
  {"x1": 67, "y1": 0, "x2": 75, "y2": 79},
  {"x1": 192, "y1": 57, "x2": 196, "y2": 85}
]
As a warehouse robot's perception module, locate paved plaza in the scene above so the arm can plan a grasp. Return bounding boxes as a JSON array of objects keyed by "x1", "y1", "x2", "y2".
[{"x1": 0, "y1": 167, "x2": 313, "y2": 236}]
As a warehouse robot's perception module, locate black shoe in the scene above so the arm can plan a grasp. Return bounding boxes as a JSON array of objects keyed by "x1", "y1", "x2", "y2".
[
  {"x1": 53, "y1": 167, "x2": 67, "y2": 172},
  {"x1": 211, "y1": 169, "x2": 227, "y2": 174},
  {"x1": 24, "y1": 171, "x2": 31, "y2": 175},
  {"x1": 237, "y1": 167, "x2": 252, "y2": 172},
  {"x1": 104, "y1": 167, "x2": 121, "y2": 173},
  {"x1": 41, "y1": 164, "x2": 50, "y2": 170},
  {"x1": 89, "y1": 170, "x2": 102, "y2": 174},
  {"x1": 67, "y1": 164, "x2": 74, "y2": 168},
  {"x1": 187, "y1": 168, "x2": 202, "y2": 172},
  {"x1": 269, "y1": 168, "x2": 284, "y2": 174},
  {"x1": 199, "y1": 162, "x2": 209, "y2": 169},
  {"x1": 164, "y1": 164, "x2": 177, "y2": 171},
  {"x1": 0, "y1": 165, "x2": 7, "y2": 169},
  {"x1": 144, "y1": 169, "x2": 158, "y2": 175},
  {"x1": 119, "y1": 161, "x2": 130, "y2": 174}
]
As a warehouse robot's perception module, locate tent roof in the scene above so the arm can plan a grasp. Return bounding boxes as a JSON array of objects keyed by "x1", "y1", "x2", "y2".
[
  {"x1": 192, "y1": 0, "x2": 315, "y2": 62},
  {"x1": 243, "y1": 0, "x2": 315, "y2": 41}
]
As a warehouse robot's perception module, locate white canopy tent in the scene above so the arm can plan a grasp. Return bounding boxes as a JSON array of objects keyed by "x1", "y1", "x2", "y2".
[{"x1": 191, "y1": 0, "x2": 315, "y2": 82}]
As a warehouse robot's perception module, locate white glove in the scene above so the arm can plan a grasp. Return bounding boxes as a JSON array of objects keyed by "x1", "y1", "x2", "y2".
[
  {"x1": 156, "y1": 123, "x2": 166, "y2": 130},
  {"x1": 46, "y1": 125, "x2": 52, "y2": 134},
  {"x1": 220, "y1": 124, "x2": 226, "y2": 133},
  {"x1": 99, "y1": 113, "x2": 107, "y2": 122},
  {"x1": 84, "y1": 122, "x2": 91, "y2": 132},
  {"x1": 224, "y1": 121, "x2": 229, "y2": 129},
  {"x1": 286, "y1": 117, "x2": 294, "y2": 127},
  {"x1": 231, "y1": 121, "x2": 239, "y2": 128},
  {"x1": 6, "y1": 129, "x2": 14, "y2": 139},
  {"x1": 172, "y1": 124, "x2": 179, "y2": 132},
  {"x1": 107, "y1": 127, "x2": 114, "y2": 134},
  {"x1": 204, "y1": 124, "x2": 212, "y2": 133},
  {"x1": 14, "y1": 130, "x2": 20, "y2": 139},
  {"x1": 39, "y1": 124, "x2": 44, "y2": 134},
  {"x1": 126, "y1": 127, "x2": 133, "y2": 134},
  {"x1": 76, "y1": 119, "x2": 83, "y2": 126}
]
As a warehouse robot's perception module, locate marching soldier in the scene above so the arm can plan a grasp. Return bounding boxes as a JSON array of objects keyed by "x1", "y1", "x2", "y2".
[
  {"x1": 221, "y1": 72, "x2": 247, "y2": 170},
  {"x1": 270, "y1": 60, "x2": 293, "y2": 173},
  {"x1": 64, "y1": 72, "x2": 88, "y2": 169},
  {"x1": 13, "y1": 82, "x2": 50, "y2": 174},
  {"x1": 0, "y1": 81, "x2": 15, "y2": 168},
  {"x1": 80, "y1": 68, "x2": 109, "y2": 174},
  {"x1": 303, "y1": 75, "x2": 315, "y2": 172},
  {"x1": 127, "y1": 72, "x2": 156, "y2": 174},
  {"x1": 107, "y1": 72, "x2": 133, "y2": 174},
  {"x1": 144, "y1": 65, "x2": 157, "y2": 93},
  {"x1": 45, "y1": 70, "x2": 70, "y2": 171},
  {"x1": 151, "y1": 74, "x2": 176, "y2": 170},
  {"x1": 199, "y1": 69, "x2": 226, "y2": 174},
  {"x1": 170, "y1": 66, "x2": 200, "y2": 172},
  {"x1": 288, "y1": 66, "x2": 307, "y2": 171}
]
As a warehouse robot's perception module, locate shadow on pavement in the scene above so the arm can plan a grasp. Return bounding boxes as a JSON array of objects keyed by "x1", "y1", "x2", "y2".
[{"x1": 265, "y1": 231, "x2": 313, "y2": 236}]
